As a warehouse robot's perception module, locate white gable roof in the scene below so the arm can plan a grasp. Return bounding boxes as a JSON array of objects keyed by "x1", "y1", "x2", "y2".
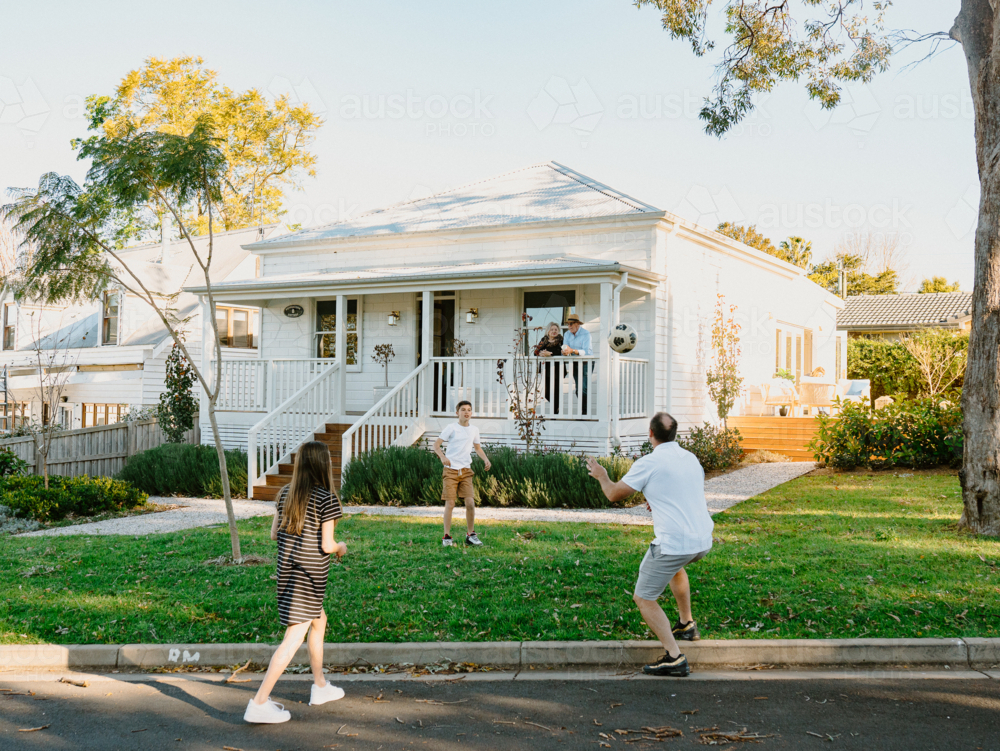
[{"x1": 249, "y1": 162, "x2": 661, "y2": 248}]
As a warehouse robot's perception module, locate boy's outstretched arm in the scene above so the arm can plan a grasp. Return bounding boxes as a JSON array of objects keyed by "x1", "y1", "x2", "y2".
[{"x1": 474, "y1": 442, "x2": 491, "y2": 471}]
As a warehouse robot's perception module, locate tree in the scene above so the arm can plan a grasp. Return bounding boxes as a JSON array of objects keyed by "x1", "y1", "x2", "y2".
[
  {"x1": 716, "y1": 222, "x2": 777, "y2": 254},
  {"x1": 809, "y1": 253, "x2": 899, "y2": 297},
  {"x1": 2, "y1": 122, "x2": 247, "y2": 559},
  {"x1": 633, "y1": 0, "x2": 998, "y2": 535},
  {"x1": 902, "y1": 329, "x2": 969, "y2": 397},
  {"x1": 498, "y1": 314, "x2": 546, "y2": 450},
  {"x1": 777, "y1": 236, "x2": 812, "y2": 268},
  {"x1": 919, "y1": 276, "x2": 962, "y2": 293},
  {"x1": 0, "y1": 218, "x2": 18, "y2": 277},
  {"x1": 705, "y1": 294, "x2": 743, "y2": 425},
  {"x1": 158, "y1": 341, "x2": 198, "y2": 443},
  {"x1": 79, "y1": 56, "x2": 322, "y2": 235}
]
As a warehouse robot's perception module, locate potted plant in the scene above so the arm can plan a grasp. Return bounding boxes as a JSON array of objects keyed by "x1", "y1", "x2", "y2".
[
  {"x1": 371, "y1": 343, "x2": 395, "y2": 402},
  {"x1": 773, "y1": 368, "x2": 795, "y2": 416}
]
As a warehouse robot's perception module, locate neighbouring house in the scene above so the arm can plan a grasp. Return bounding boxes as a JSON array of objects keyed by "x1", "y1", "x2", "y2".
[
  {"x1": 0, "y1": 225, "x2": 278, "y2": 432},
  {"x1": 837, "y1": 292, "x2": 973, "y2": 342},
  {"x1": 188, "y1": 162, "x2": 844, "y2": 499}
]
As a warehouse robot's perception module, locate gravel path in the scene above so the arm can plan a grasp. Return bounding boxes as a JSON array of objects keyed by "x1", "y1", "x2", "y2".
[{"x1": 16, "y1": 462, "x2": 815, "y2": 538}]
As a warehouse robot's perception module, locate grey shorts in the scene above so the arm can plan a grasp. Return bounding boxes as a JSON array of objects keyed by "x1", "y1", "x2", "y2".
[{"x1": 634, "y1": 544, "x2": 710, "y2": 601}]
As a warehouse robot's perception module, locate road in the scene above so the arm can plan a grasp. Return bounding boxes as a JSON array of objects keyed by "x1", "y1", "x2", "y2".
[{"x1": 1, "y1": 670, "x2": 997, "y2": 750}]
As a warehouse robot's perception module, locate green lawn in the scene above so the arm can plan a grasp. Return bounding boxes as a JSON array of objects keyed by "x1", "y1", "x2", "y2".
[{"x1": 1, "y1": 472, "x2": 997, "y2": 645}]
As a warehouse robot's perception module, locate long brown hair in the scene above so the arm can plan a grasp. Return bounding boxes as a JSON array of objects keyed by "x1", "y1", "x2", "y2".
[{"x1": 279, "y1": 441, "x2": 335, "y2": 535}]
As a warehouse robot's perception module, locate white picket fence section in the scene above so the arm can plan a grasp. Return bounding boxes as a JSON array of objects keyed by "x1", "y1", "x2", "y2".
[
  {"x1": 247, "y1": 362, "x2": 342, "y2": 497},
  {"x1": 430, "y1": 357, "x2": 507, "y2": 418},
  {"x1": 0, "y1": 418, "x2": 200, "y2": 479},
  {"x1": 214, "y1": 358, "x2": 336, "y2": 412},
  {"x1": 618, "y1": 357, "x2": 649, "y2": 419},
  {"x1": 341, "y1": 361, "x2": 430, "y2": 475}
]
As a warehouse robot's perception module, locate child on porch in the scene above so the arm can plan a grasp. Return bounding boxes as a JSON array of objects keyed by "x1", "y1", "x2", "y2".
[
  {"x1": 434, "y1": 400, "x2": 491, "y2": 547},
  {"x1": 244, "y1": 441, "x2": 347, "y2": 724}
]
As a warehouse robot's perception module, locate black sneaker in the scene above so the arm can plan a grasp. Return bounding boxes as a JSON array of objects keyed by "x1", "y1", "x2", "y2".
[
  {"x1": 672, "y1": 620, "x2": 700, "y2": 641},
  {"x1": 642, "y1": 652, "x2": 690, "y2": 677},
  {"x1": 465, "y1": 532, "x2": 483, "y2": 546}
]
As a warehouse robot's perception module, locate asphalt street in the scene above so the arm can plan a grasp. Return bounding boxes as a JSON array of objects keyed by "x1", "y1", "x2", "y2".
[{"x1": 1, "y1": 671, "x2": 997, "y2": 751}]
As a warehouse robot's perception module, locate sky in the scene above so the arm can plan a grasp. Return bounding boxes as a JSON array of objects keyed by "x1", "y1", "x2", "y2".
[{"x1": 0, "y1": 1, "x2": 978, "y2": 291}]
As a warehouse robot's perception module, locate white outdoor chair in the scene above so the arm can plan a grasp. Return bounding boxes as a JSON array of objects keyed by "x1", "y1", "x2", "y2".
[{"x1": 835, "y1": 379, "x2": 871, "y2": 407}]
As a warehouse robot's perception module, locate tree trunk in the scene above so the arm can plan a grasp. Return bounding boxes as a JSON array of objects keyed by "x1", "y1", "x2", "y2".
[
  {"x1": 958, "y1": 0, "x2": 1000, "y2": 535},
  {"x1": 207, "y1": 402, "x2": 242, "y2": 560}
]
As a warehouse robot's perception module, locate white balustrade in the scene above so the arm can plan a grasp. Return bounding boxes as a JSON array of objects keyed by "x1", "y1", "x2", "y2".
[
  {"x1": 341, "y1": 361, "x2": 429, "y2": 475},
  {"x1": 430, "y1": 357, "x2": 509, "y2": 418},
  {"x1": 247, "y1": 362, "x2": 341, "y2": 497},
  {"x1": 214, "y1": 358, "x2": 337, "y2": 412},
  {"x1": 618, "y1": 357, "x2": 649, "y2": 419}
]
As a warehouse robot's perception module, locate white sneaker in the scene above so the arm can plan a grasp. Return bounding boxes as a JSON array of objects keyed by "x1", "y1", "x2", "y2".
[
  {"x1": 442, "y1": 536, "x2": 455, "y2": 547},
  {"x1": 244, "y1": 698, "x2": 291, "y2": 724},
  {"x1": 310, "y1": 680, "x2": 345, "y2": 706}
]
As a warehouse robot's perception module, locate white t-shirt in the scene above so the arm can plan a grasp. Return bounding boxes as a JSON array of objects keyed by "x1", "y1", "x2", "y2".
[
  {"x1": 438, "y1": 422, "x2": 481, "y2": 470},
  {"x1": 621, "y1": 441, "x2": 714, "y2": 555}
]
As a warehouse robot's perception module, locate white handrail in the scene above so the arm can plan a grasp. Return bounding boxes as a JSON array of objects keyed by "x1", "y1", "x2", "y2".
[
  {"x1": 247, "y1": 361, "x2": 341, "y2": 498},
  {"x1": 341, "y1": 360, "x2": 430, "y2": 477}
]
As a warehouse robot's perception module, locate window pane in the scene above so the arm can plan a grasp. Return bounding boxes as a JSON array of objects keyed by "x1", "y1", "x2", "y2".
[
  {"x1": 316, "y1": 300, "x2": 337, "y2": 332},
  {"x1": 523, "y1": 290, "x2": 576, "y2": 328},
  {"x1": 104, "y1": 293, "x2": 119, "y2": 345},
  {"x1": 317, "y1": 333, "x2": 336, "y2": 358},
  {"x1": 232, "y1": 309, "x2": 250, "y2": 348},
  {"x1": 216, "y1": 309, "x2": 229, "y2": 346}
]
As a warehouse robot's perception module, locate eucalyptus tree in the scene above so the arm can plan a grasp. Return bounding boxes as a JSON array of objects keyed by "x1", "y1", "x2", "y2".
[
  {"x1": 1, "y1": 120, "x2": 245, "y2": 559},
  {"x1": 635, "y1": 0, "x2": 999, "y2": 535}
]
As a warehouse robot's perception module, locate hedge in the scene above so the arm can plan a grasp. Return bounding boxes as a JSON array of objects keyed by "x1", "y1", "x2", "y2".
[
  {"x1": 116, "y1": 443, "x2": 249, "y2": 498},
  {"x1": 0, "y1": 475, "x2": 148, "y2": 522},
  {"x1": 848, "y1": 332, "x2": 967, "y2": 404},
  {"x1": 341, "y1": 445, "x2": 643, "y2": 508},
  {"x1": 809, "y1": 398, "x2": 962, "y2": 470}
]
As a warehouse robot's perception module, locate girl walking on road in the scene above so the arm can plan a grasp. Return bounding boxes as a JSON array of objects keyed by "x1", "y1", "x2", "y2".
[{"x1": 245, "y1": 441, "x2": 347, "y2": 724}]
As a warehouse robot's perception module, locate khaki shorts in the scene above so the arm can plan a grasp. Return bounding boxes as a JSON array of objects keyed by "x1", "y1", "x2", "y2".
[
  {"x1": 634, "y1": 544, "x2": 710, "y2": 601},
  {"x1": 442, "y1": 467, "x2": 475, "y2": 502}
]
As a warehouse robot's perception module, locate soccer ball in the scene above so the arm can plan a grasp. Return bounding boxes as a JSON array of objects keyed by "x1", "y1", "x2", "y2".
[{"x1": 608, "y1": 323, "x2": 637, "y2": 354}]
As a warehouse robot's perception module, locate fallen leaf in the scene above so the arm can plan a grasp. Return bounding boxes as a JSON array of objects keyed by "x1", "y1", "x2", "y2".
[
  {"x1": 681, "y1": 709, "x2": 700, "y2": 715},
  {"x1": 524, "y1": 720, "x2": 554, "y2": 731},
  {"x1": 18, "y1": 725, "x2": 50, "y2": 732},
  {"x1": 753, "y1": 696, "x2": 768, "y2": 700},
  {"x1": 888, "y1": 613, "x2": 901, "y2": 623}
]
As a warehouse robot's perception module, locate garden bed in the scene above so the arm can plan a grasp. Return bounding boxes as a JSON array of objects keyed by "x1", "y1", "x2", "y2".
[{"x1": 1, "y1": 473, "x2": 995, "y2": 645}]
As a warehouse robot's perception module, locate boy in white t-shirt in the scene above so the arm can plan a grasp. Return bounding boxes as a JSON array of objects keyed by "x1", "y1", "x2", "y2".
[{"x1": 433, "y1": 400, "x2": 491, "y2": 547}]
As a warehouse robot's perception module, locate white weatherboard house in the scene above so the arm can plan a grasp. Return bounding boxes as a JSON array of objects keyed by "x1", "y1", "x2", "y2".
[
  {"x1": 0, "y1": 225, "x2": 275, "y2": 431},
  {"x1": 190, "y1": 163, "x2": 844, "y2": 500}
]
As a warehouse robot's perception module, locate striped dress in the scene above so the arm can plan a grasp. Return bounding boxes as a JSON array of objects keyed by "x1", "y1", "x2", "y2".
[{"x1": 275, "y1": 486, "x2": 342, "y2": 626}]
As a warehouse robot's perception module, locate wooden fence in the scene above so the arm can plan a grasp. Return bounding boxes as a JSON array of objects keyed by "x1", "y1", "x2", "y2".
[{"x1": 0, "y1": 418, "x2": 200, "y2": 479}]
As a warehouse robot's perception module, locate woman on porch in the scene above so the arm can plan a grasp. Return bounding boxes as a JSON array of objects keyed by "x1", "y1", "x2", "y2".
[{"x1": 534, "y1": 322, "x2": 563, "y2": 414}]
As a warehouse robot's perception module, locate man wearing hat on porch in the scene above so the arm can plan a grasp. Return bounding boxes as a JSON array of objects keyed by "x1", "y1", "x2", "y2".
[{"x1": 561, "y1": 313, "x2": 592, "y2": 415}]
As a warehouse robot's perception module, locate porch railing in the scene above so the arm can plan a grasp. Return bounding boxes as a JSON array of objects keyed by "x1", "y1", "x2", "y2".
[
  {"x1": 341, "y1": 361, "x2": 430, "y2": 476},
  {"x1": 214, "y1": 358, "x2": 336, "y2": 412},
  {"x1": 618, "y1": 357, "x2": 649, "y2": 419},
  {"x1": 429, "y1": 356, "x2": 602, "y2": 421},
  {"x1": 247, "y1": 361, "x2": 341, "y2": 497}
]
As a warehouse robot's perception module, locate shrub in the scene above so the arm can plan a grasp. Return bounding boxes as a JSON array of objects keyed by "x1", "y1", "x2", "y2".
[
  {"x1": 678, "y1": 423, "x2": 743, "y2": 470},
  {"x1": 340, "y1": 444, "x2": 643, "y2": 508},
  {"x1": 0, "y1": 475, "x2": 147, "y2": 522},
  {"x1": 116, "y1": 444, "x2": 249, "y2": 498},
  {"x1": 741, "y1": 449, "x2": 790, "y2": 464},
  {"x1": 848, "y1": 338, "x2": 922, "y2": 403},
  {"x1": 0, "y1": 447, "x2": 30, "y2": 477},
  {"x1": 809, "y1": 398, "x2": 963, "y2": 470}
]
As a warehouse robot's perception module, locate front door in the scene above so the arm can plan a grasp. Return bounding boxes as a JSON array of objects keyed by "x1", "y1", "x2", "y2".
[{"x1": 416, "y1": 293, "x2": 456, "y2": 412}]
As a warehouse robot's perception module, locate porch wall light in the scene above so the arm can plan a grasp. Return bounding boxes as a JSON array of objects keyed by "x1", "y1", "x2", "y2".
[
  {"x1": 466, "y1": 308, "x2": 479, "y2": 324},
  {"x1": 387, "y1": 311, "x2": 401, "y2": 326}
]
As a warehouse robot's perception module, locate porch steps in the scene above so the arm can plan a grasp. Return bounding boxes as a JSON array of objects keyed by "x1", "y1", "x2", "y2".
[
  {"x1": 727, "y1": 416, "x2": 823, "y2": 462},
  {"x1": 251, "y1": 423, "x2": 353, "y2": 501}
]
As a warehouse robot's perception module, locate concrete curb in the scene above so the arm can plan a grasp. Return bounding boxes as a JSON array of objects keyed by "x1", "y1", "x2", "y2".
[{"x1": 2, "y1": 638, "x2": 998, "y2": 671}]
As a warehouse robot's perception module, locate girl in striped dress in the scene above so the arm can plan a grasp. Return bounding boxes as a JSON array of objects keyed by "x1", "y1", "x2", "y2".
[{"x1": 245, "y1": 441, "x2": 347, "y2": 724}]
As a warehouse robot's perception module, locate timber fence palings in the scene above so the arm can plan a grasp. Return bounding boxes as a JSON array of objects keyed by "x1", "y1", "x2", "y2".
[{"x1": 0, "y1": 418, "x2": 200, "y2": 480}]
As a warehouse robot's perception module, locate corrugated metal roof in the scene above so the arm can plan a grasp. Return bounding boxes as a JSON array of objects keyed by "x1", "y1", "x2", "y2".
[
  {"x1": 207, "y1": 256, "x2": 649, "y2": 293},
  {"x1": 837, "y1": 292, "x2": 972, "y2": 329},
  {"x1": 249, "y1": 162, "x2": 661, "y2": 246}
]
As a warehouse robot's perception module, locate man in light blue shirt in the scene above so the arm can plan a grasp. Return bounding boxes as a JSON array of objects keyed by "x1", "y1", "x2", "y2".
[{"x1": 561, "y1": 313, "x2": 592, "y2": 414}]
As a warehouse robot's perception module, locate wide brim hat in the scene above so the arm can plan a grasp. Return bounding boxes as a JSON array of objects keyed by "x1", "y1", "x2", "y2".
[{"x1": 566, "y1": 313, "x2": 583, "y2": 324}]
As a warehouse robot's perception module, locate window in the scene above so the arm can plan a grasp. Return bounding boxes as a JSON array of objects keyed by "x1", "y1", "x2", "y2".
[
  {"x1": 102, "y1": 291, "x2": 119, "y2": 345},
  {"x1": 315, "y1": 299, "x2": 359, "y2": 365},
  {"x1": 3, "y1": 303, "x2": 15, "y2": 350},
  {"x1": 216, "y1": 306, "x2": 259, "y2": 348},
  {"x1": 523, "y1": 289, "x2": 576, "y2": 330},
  {"x1": 0, "y1": 401, "x2": 29, "y2": 432},
  {"x1": 83, "y1": 403, "x2": 126, "y2": 428}
]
